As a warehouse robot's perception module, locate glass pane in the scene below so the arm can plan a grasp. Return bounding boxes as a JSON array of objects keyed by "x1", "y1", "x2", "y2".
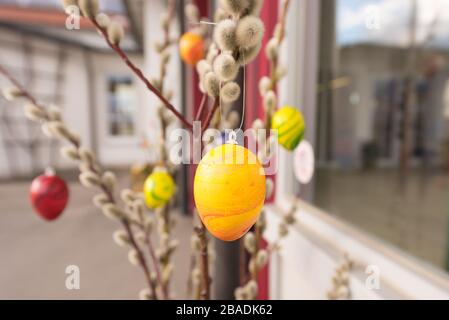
[
  {"x1": 315, "y1": 0, "x2": 449, "y2": 271},
  {"x1": 106, "y1": 76, "x2": 136, "y2": 137}
]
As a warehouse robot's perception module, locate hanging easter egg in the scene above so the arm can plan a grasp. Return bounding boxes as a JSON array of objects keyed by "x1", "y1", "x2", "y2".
[
  {"x1": 294, "y1": 140, "x2": 315, "y2": 184},
  {"x1": 179, "y1": 32, "x2": 205, "y2": 66},
  {"x1": 29, "y1": 170, "x2": 69, "y2": 221},
  {"x1": 194, "y1": 144, "x2": 266, "y2": 241},
  {"x1": 143, "y1": 170, "x2": 175, "y2": 209},
  {"x1": 271, "y1": 106, "x2": 305, "y2": 151}
]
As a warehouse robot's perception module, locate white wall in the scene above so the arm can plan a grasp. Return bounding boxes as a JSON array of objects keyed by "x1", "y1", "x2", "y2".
[
  {"x1": 0, "y1": 27, "x2": 151, "y2": 178},
  {"x1": 0, "y1": 28, "x2": 91, "y2": 178},
  {"x1": 265, "y1": 200, "x2": 449, "y2": 299}
]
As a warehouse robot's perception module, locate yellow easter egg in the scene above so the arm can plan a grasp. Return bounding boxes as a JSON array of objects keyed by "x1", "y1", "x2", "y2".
[
  {"x1": 143, "y1": 171, "x2": 175, "y2": 209},
  {"x1": 194, "y1": 144, "x2": 266, "y2": 241},
  {"x1": 271, "y1": 106, "x2": 305, "y2": 151}
]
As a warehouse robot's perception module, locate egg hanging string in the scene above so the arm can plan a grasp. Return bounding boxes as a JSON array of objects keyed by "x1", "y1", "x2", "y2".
[
  {"x1": 221, "y1": 48, "x2": 246, "y2": 145},
  {"x1": 198, "y1": 20, "x2": 246, "y2": 144}
]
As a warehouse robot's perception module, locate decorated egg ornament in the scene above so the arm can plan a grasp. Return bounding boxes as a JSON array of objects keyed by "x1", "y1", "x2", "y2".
[
  {"x1": 194, "y1": 144, "x2": 266, "y2": 241},
  {"x1": 271, "y1": 106, "x2": 305, "y2": 151},
  {"x1": 143, "y1": 170, "x2": 175, "y2": 209},
  {"x1": 179, "y1": 32, "x2": 205, "y2": 66},
  {"x1": 29, "y1": 171, "x2": 69, "y2": 221}
]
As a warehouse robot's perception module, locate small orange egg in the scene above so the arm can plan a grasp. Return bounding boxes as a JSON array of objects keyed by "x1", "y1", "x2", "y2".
[{"x1": 179, "y1": 32, "x2": 205, "y2": 66}]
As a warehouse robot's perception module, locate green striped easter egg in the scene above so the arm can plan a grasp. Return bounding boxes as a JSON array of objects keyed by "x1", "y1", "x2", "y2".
[{"x1": 271, "y1": 106, "x2": 305, "y2": 151}]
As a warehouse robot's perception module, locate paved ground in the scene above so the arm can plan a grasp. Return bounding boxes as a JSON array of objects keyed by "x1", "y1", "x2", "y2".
[
  {"x1": 0, "y1": 176, "x2": 193, "y2": 299},
  {"x1": 2, "y1": 168, "x2": 449, "y2": 299}
]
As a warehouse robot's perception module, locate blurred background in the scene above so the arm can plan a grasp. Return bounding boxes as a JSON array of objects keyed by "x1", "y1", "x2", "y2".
[{"x1": 1, "y1": 0, "x2": 449, "y2": 299}]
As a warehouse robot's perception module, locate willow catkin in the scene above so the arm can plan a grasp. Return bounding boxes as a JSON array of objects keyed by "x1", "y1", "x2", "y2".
[
  {"x1": 204, "y1": 72, "x2": 220, "y2": 98},
  {"x1": 2, "y1": 86, "x2": 23, "y2": 101},
  {"x1": 265, "y1": 38, "x2": 279, "y2": 61},
  {"x1": 78, "y1": 0, "x2": 98, "y2": 18},
  {"x1": 93, "y1": 193, "x2": 110, "y2": 208},
  {"x1": 24, "y1": 103, "x2": 47, "y2": 121},
  {"x1": 214, "y1": 19, "x2": 237, "y2": 51},
  {"x1": 259, "y1": 76, "x2": 272, "y2": 96},
  {"x1": 96, "y1": 13, "x2": 110, "y2": 28},
  {"x1": 243, "y1": 232, "x2": 256, "y2": 254},
  {"x1": 263, "y1": 90, "x2": 277, "y2": 111},
  {"x1": 196, "y1": 60, "x2": 212, "y2": 78},
  {"x1": 79, "y1": 171, "x2": 101, "y2": 188},
  {"x1": 252, "y1": 118, "x2": 265, "y2": 131},
  {"x1": 128, "y1": 249, "x2": 140, "y2": 266},
  {"x1": 219, "y1": 0, "x2": 249, "y2": 15},
  {"x1": 236, "y1": 42, "x2": 262, "y2": 65},
  {"x1": 113, "y1": 230, "x2": 130, "y2": 247},
  {"x1": 235, "y1": 16, "x2": 265, "y2": 49},
  {"x1": 214, "y1": 53, "x2": 239, "y2": 81},
  {"x1": 60, "y1": 146, "x2": 80, "y2": 161},
  {"x1": 61, "y1": 0, "x2": 78, "y2": 9},
  {"x1": 139, "y1": 288, "x2": 153, "y2": 300},
  {"x1": 220, "y1": 81, "x2": 240, "y2": 103},
  {"x1": 256, "y1": 249, "x2": 268, "y2": 268},
  {"x1": 224, "y1": 111, "x2": 238, "y2": 128},
  {"x1": 107, "y1": 21, "x2": 124, "y2": 45}
]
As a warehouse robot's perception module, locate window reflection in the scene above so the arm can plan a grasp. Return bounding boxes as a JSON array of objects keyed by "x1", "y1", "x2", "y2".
[{"x1": 315, "y1": 0, "x2": 449, "y2": 270}]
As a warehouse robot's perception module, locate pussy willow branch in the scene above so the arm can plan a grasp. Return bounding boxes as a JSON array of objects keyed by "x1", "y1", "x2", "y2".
[
  {"x1": 194, "y1": 225, "x2": 210, "y2": 300},
  {"x1": 266, "y1": 0, "x2": 290, "y2": 129},
  {"x1": 0, "y1": 64, "x2": 158, "y2": 299},
  {"x1": 142, "y1": 0, "x2": 177, "y2": 300},
  {"x1": 132, "y1": 203, "x2": 167, "y2": 299},
  {"x1": 89, "y1": 19, "x2": 193, "y2": 131}
]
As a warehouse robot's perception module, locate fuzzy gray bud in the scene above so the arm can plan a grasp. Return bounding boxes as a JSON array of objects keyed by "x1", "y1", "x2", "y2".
[
  {"x1": 78, "y1": 0, "x2": 98, "y2": 18},
  {"x1": 204, "y1": 72, "x2": 220, "y2": 98},
  {"x1": 219, "y1": 0, "x2": 249, "y2": 15},
  {"x1": 107, "y1": 21, "x2": 124, "y2": 45},
  {"x1": 220, "y1": 81, "x2": 241, "y2": 104},
  {"x1": 236, "y1": 16, "x2": 264, "y2": 49},
  {"x1": 214, "y1": 53, "x2": 239, "y2": 81},
  {"x1": 214, "y1": 19, "x2": 237, "y2": 51}
]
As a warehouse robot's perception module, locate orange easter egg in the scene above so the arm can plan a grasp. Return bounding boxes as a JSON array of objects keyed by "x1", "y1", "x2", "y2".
[
  {"x1": 194, "y1": 144, "x2": 266, "y2": 241},
  {"x1": 179, "y1": 32, "x2": 205, "y2": 66}
]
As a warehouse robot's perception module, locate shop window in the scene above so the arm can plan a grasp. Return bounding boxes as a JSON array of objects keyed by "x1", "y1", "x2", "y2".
[{"x1": 315, "y1": 0, "x2": 449, "y2": 271}]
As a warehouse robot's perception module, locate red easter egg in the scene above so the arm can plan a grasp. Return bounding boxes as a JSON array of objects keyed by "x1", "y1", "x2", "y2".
[{"x1": 29, "y1": 173, "x2": 69, "y2": 221}]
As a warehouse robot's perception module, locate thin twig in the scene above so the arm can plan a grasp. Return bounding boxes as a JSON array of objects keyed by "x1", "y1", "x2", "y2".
[
  {"x1": 202, "y1": 99, "x2": 220, "y2": 133},
  {"x1": 89, "y1": 19, "x2": 193, "y2": 130}
]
